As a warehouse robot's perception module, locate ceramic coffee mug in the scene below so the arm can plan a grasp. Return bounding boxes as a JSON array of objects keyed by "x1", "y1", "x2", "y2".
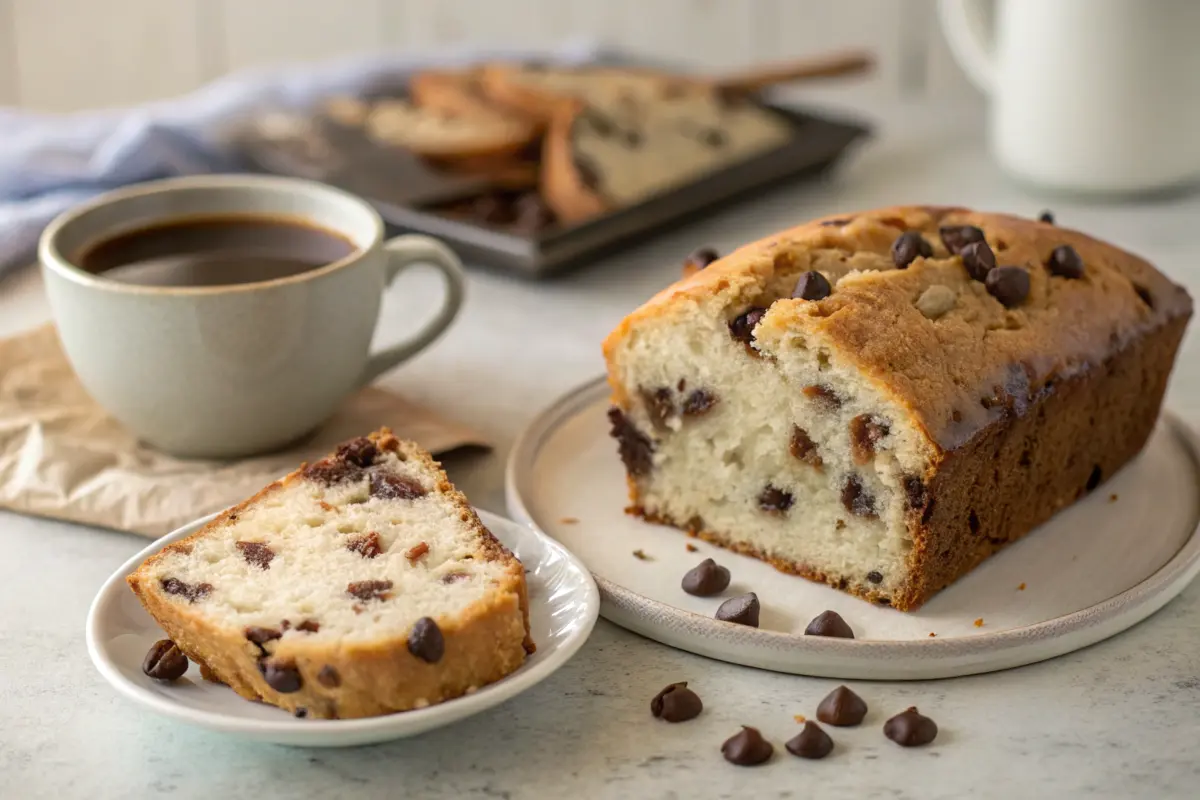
[
  {"x1": 40, "y1": 174, "x2": 465, "y2": 459},
  {"x1": 939, "y1": 0, "x2": 1200, "y2": 195}
]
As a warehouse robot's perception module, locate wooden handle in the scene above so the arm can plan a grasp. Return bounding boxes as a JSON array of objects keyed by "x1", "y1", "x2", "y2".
[{"x1": 710, "y1": 50, "x2": 874, "y2": 95}]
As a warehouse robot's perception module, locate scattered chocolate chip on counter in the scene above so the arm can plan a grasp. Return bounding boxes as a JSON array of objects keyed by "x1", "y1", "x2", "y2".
[
  {"x1": 883, "y1": 707, "x2": 938, "y2": 747},
  {"x1": 793, "y1": 270, "x2": 832, "y2": 301},
  {"x1": 985, "y1": 265, "x2": 1031, "y2": 307},
  {"x1": 681, "y1": 558, "x2": 731, "y2": 597},
  {"x1": 715, "y1": 593, "x2": 760, "y2": 627},
  {"x1": 804, "y1": 610, "x2": 855, "y2": 639},
  {"x1": 816, "y1": 685, "x2": 868, "y2": 727},
  {"x1": 650, "y1": 682, "x2": 703, "y2": 722},
  {"x1": 142, "y1": 639, "x2": 189, "y2": 681},
  {"x1": 721, "y1": 726, "x2": 774, "y2": 766},
  {"x1": 786, "y1": 720, "x2": 834, "y2": 760},
  {"x1": 632, "y1": 549, "x2": 652, "y2": 561},
  {"x1": 891, "y1": 231, "x2": 932, "y2": 269}
]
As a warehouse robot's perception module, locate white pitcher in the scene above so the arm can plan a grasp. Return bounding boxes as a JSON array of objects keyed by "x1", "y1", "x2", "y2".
[{"x1": 938, "y1": 0, "x2": 1200, "y2": 195}]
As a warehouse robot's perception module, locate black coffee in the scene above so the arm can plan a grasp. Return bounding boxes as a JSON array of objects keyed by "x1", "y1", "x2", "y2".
[{"x1": 77, "y1": 216, "x2": 357, "y2": 287}]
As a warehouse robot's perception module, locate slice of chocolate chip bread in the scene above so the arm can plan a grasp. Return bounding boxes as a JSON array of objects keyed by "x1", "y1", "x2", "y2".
[
  {"x1": 127, "y1": 430, "x2": 533, "y2": 719},
  {"x1": 603, "y1": 206, "x2": 1192, "y2": 611}
]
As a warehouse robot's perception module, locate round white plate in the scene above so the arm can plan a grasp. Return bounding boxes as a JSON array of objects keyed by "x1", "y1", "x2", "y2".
[
  {"x1": 506, "y1": 377, "x2": 1200, "y2": 680},
  {"x1": 86, "y1": 508, "x2": 599, "y2": 747}
]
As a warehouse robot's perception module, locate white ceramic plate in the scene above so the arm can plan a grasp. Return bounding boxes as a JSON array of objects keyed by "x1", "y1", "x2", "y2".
[
  {"x1": 506, "y1": 378, "x2": 1200, "y2": 680},
  {"x1": 86, "y1": 508, "x2": 599, "y2": 747}
]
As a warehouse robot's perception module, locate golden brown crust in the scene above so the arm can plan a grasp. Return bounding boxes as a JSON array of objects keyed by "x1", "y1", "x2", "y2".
[
  {"x1": 126, "y1": 428, "x2": 531, "y2": 719},
  {"x1": 411, "y1": 68, "x2": 542, "y2": 129},
  {"x1": 540, "y1": 101, "x2": 609, "y2": 224},
  {"x1": 603, "y1": 206, "x2": 1192, "y2": 450}
]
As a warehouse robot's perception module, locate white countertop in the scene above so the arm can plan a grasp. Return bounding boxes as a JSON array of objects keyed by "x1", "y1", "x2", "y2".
[{"x1": 3, "y1": 101, "x2": 1200, "y2": 800}]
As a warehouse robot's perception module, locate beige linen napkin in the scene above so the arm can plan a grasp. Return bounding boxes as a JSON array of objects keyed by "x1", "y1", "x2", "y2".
[{"x1": 0, "y1": 325, "x2": 489, "y2": 537}]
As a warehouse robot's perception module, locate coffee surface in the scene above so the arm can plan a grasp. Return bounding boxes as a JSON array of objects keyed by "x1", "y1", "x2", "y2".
[{"x1": 77, "y1": 216, "x2": 356, "y2": 287}]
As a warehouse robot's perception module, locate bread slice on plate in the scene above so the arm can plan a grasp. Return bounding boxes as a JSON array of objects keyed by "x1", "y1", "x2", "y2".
[
  {"x1": 603, "y1": 206, "x2": 1192, "y2": 611},
  {"x1": 127, "y1": 429, "x2": 533, "y2": 720}
]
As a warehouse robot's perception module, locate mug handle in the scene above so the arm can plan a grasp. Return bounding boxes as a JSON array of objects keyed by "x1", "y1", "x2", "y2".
[
  {"x1": 937, "y1": 0, "x2": 997, "y2": 94},
  {"x1": 359, "y1": 234, "x2": 466, "y2": 386}
]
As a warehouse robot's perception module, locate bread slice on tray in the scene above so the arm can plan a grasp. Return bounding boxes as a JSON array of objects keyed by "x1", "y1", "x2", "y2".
[
  {"x1": 603, "y1": 206, "x2": 1192, "y2": 611},
  {"x1": 128, "y1": 429, "x2": 533, "y2": 720},
  {"x1": 322, "y1": 95, "x2": 536, "y2": 162}
]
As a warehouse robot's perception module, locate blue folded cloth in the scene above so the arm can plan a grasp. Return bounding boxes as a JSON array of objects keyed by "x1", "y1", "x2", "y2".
[{"x1": 0, "y1": 41, "x2": 599, "y2": 278}]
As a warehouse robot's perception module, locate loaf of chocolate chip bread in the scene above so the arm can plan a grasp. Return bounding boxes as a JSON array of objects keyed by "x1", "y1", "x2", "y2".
[
  {"x1": 127, "y1": 430, "x2": 533, "y2": 719},
  {"x1": 603, "y1": 207, "x2": 1192, "y2": 611}
]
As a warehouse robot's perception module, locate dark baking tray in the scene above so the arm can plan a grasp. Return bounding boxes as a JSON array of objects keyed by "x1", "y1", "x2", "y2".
[{"x1": 237, "y1": 104, "x2": 869, "y2": 279}]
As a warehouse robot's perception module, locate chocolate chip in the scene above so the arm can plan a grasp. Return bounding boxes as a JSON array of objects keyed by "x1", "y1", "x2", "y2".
[
  {"x1": 793, "y1": 271, "x2": 832, "y2": 301},
  {"x1": 866, "y1": 570, "x2": 883, "y2": 585},
  {"x1": 721, "y1": 726, "x2": 774, "y2": 766},
  {"x1": 573, "y1": 154, "x2": 601, "y2": 190},
  {"x1": 939, "y1": 225, "x2": 985, "y2": 255},
  {"x1": 513, "y1": 193, "x2": 554, "y2": 232},
  {"x1": 294, "y1": 708, "x2": 308, "y2": 718},
  {"x1": 841, "y1": 475, "x2": 877, "y2": 518},
  {"x1": 1038, "y1": 210, "x2": 1055, "y2": 224},
  {"x1": 407, "y1": 617, "x2": 445, "y2": 663},
  {"x1": 805, "y1": 610, "x2": 855, "y2": 639},
  {"x1": 685, "y1": 246, "x2": 720, "y2": 271},
  {"x1": 701, "y1": 128, "x2": 726, "y2": 148},
  {"x1": 985, "y1": 265, "x2": 1030, "y2": 307},
  {"x1": 884, "y1": 707, "x2": 938, "y2": 746},
  {"x1": 641, "y1": 387, "x2": 675, "y2": 428},
  {"x1": 142, "y1": 639, "x2": 188, "y2": 681},
  {"x1": 785, "y1": 721, "x2": 834, "y2": 759},
  {"x1": 235, "y1": 541, "x2": 274, "y2": 570},
  {"x1": 816, "y1": 685, "x2": 868, "y2": 726},
  {"x1": 849, "y1": 415, "x2": 889, "y2": 464},
  {"x1": 303, "y1": 458, "x2": 363, "y2": 486},
  {"x1": 682, "y1": 389, "x2": 717, "y2": 416},
  {"x1": 441, "y1": 571, "x2": 469, "y2": 584},
  {"x1": 346, "y1": 579, "x2": 393, "y2": 602},
  {"x1": 346, "y1": 531, "x2": 383, "y2": 558},
  {"x1": 336, "y1": 437, "x2": 377, "y2": 468},
  {"x1": 317, "y1": 665, "x2": 341, "y2": 688},
  {"x1": 245, "y1": 626, "x2": 282, "y2": 648},
  {"x1": 259, "y1": 661, "x2": 303, "y2": 694},
  {"x1": 789, "y1": 425, "x2": 822, "y2": 467},
  {"x1": 296, "y1": 619, "x2": 320, "y2": 633},
  {"x1": 729, "y1": 307, "x2": 767, "y2": 344},
  {"x1": 623, "y1": 129, "x2": 643, "y2": 147},
  {"x1": 1133, "y1": 283, "x2": 1154, "y2": 309},
  {"x1": 715, "y1": 593, "x2": 760, "y2": 627},
  {"x1": 903, "y1": 475, "x2": 927, "y2": 509},
  {"x1": 369, "y1": 473, "x2": 425, "y2": 500},
  {"x1": 959, "y1": 240, "x2": 996, "y2": 281},
  {"x1": 681, "y1": 558, "x2": 731, "y2": 596},
  {"x1": 758, "y1": 485, "x2": 794, "y2": 514},
  {"x1": 1047, "y1": 245, "x2": 1083, "y2": 278},
  {"x1": 160, "y1": 577, "x2": 212, "y2": 603},
  {"x1": 803, "y1": 385, "x2": 843, "y2": 410},
  {"x1": 650, "y1": 682, "x2": 703, "y2": 722},
  {"x1": 1086, "y1": 464, "x2": 1103, "y2": 492},
  {"x1": 891, "y1": 231, "x2": 933, "y2": 269},
  {"x1": 608, "y1": 407, "x2": 654, "y2": 477}
]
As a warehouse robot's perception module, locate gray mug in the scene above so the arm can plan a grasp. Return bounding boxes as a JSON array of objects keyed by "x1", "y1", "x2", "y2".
[{"x1": 40, "y1": 174, "x2": 465, "y2": 459}]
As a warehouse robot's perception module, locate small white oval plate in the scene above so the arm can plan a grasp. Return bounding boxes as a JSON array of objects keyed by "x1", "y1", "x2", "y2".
[
  {"x1": 86, "y1": 508, "x2": 599, "y2": 747},
  {"x1": 506, "y1": 378, "x2": 1200, "y2": 680}
]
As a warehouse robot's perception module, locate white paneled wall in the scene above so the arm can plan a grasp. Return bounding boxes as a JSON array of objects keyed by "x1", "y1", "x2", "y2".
[{"x1": 0, "y1": 0, "x2": 978, "y2": 111}]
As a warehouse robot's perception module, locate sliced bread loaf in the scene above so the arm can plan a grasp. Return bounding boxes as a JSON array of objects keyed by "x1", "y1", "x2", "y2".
[{"x1": 127, "y1": 429, "x2": 532, "y2": 719}]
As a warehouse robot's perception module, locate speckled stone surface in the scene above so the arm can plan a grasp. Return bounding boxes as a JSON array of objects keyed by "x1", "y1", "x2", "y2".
[{"x1": 3, "y1": 101, "x2": 1200, "y2": 799}]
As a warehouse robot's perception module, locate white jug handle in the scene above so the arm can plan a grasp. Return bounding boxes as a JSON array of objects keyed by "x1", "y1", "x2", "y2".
[{"x1": 937, "y1": 0, "x2": 996, "y2": 94}]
